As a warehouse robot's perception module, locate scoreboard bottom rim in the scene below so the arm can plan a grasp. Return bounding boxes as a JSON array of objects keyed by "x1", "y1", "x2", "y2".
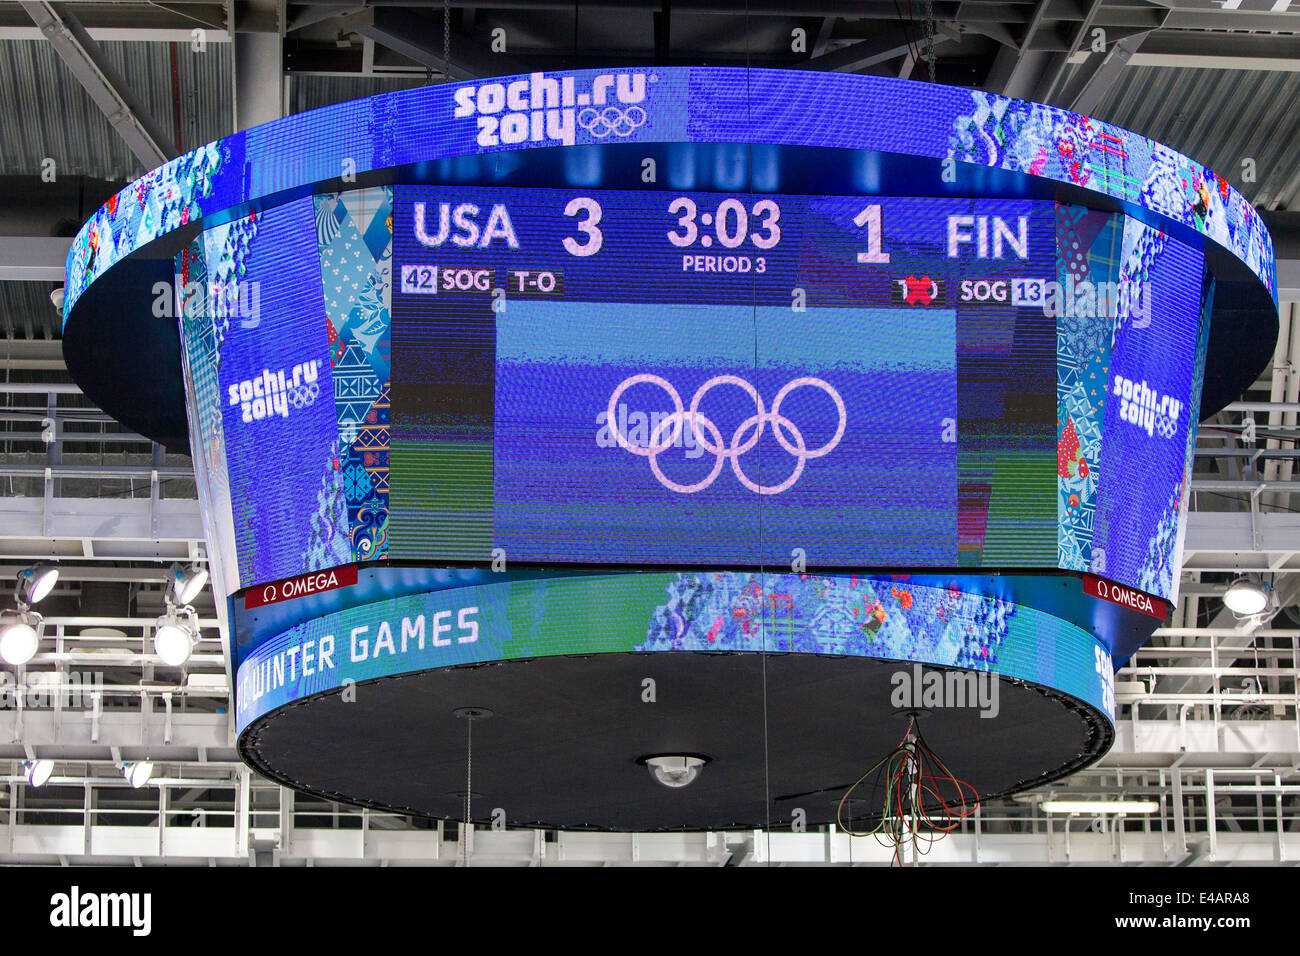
[{"x1": 237, "y1": 650, "x2": 1112, "y2": 832}]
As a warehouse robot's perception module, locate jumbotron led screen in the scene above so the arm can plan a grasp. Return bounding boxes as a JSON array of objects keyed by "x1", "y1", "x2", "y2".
[
  {"x1": 392, "y1": 189, "x2": 1057, "y2": 569},
  {"x1": 179, "y1": 184, "x2": 1209, "y2": 601}
]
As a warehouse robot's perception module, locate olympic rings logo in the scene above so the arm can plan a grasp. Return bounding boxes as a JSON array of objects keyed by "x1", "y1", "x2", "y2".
[
  {"x1": 577, "y1": 105, "x2": 646, "y2": 138},
  {"x1": 289, "y1": 381, "x2": 319, "y2": 409},
  {"x1": 605, "y1": 374, "x2": 846, "y2": 495}
]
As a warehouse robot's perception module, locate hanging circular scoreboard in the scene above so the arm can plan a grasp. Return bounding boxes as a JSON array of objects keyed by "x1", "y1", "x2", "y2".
[{"x1": 61, "y1": 68, "x2": 1277, "y2": 830}]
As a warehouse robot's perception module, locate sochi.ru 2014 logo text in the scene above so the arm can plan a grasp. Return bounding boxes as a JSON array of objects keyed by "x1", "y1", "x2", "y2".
[
  {"x1": 227, "y1": 362, "x2": 320, "y2": 423},
  {"x1": 453, "y1": 71, "x2": 649, "y2": 147},
  {"x1": 1112, "y1": 374, "x2": 1183, "y2": 439}
]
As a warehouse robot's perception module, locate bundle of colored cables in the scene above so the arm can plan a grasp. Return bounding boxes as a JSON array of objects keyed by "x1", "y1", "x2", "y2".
[{"x1": 836, "y1": 715, "x2": 980, "y2": 865}]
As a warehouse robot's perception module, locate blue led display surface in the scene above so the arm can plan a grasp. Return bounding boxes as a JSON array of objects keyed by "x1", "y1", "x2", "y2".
[
  {"x1": 63, "y1": 66, "x2": 1275, "y2": 328},
  {"x1": 389, "y1": 189, "x2": 1058, "y2": 569},
  {"x1": 175, "y1": 182, "x2": 1206, "y2": 606},
  {"x1": 234, "y1": 570, "x2": 1115, "y2": 735}
]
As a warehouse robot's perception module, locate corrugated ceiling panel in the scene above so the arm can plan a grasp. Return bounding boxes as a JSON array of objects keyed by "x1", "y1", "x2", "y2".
[
  {"x1": 1088, "y1": 65, "x2": 1300, "y2": 210},
  {"x1": 289, "y1": 73, "x2": 426, "y2": 115},
  {"x1": 0, "y1": 38, "x2": 231, "y2": 181},
  {"x1": 0, "y1": 281, "x2": 62, "y2": 340}
]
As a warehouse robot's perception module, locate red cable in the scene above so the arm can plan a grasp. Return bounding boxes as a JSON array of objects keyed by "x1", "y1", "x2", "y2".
[{"x1": 170, "y1": 42, "x2": 183, "y2": 153}]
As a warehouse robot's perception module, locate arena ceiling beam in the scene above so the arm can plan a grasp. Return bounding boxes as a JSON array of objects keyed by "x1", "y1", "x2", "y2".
[{"x1": 18, "y1": 0, "x2": 175, "y2": 168}]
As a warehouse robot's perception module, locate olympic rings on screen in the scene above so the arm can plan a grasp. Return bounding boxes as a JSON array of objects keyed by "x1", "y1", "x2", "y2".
[
  {"x1": 1155, "y1": 414, "x2": 1178, "y2": 440},
  {"x1": 605, "y1": 374, "x2": 846, "y2": 495},
  {"x1": 577, "y1": 105, "x2": 647, "y2": 138},
  {"x1": 288, "y1": 381, "x2": 319, "y2": 409}
]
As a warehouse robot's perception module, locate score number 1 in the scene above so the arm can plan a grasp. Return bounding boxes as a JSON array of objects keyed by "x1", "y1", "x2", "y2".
[{"x1": 854, "y1": 204, "x2": 890, "y2": 264}]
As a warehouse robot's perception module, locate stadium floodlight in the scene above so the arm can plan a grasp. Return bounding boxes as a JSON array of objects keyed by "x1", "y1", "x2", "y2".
[
  {"x1": 0, "y1": 610, "x2": 40, "y2": 665},
  {"x1": 123, "y1": 762, "x2": 154, "y2": 788},
  {"x1": 643, "y1": 755, "x2": 708, "y2": 789},
  {"x1": 1041, "y1": 800, "x2": 1158, "y2": 814},
  {"x1": 1223, "y1": 576, "x2": 1269, "y2": 616},
  {"x1": 1, "y1": 565, "x2": 57, "y2": 665},
  {"x1": 16, "y1": 565, "x2": 59, "y2": 606},
  {"x1": 153, "y1": 605, "x2": 199, "y2": 667},
  {"x1": 168, "y1": 563, "x2": 209, "y2": 606},
  {"x1": 23, "y1": 759, "x2": 54, "y2": 788}
]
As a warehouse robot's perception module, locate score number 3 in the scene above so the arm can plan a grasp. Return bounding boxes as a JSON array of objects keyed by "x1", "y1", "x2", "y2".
[
  {"x1": 563, "y1": 197, "x2": 603, "y2": 257},
  {"x1": 854, "y1": 204, "x2": 890, "y2": 264}
]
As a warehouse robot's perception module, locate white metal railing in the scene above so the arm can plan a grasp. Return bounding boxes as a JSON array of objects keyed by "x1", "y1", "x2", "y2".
[{"x1": 1, "y1": 767, "x2": 1295, "y2": 865}]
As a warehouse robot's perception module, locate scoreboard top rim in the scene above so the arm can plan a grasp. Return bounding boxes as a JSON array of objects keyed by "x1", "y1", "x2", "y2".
[
  {"x1": 63, "y1": 68, "x2": 1275, "y2": 314},
  {"x1": 59, "y1": 67, "x2": 1278, "y2": 447}
]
